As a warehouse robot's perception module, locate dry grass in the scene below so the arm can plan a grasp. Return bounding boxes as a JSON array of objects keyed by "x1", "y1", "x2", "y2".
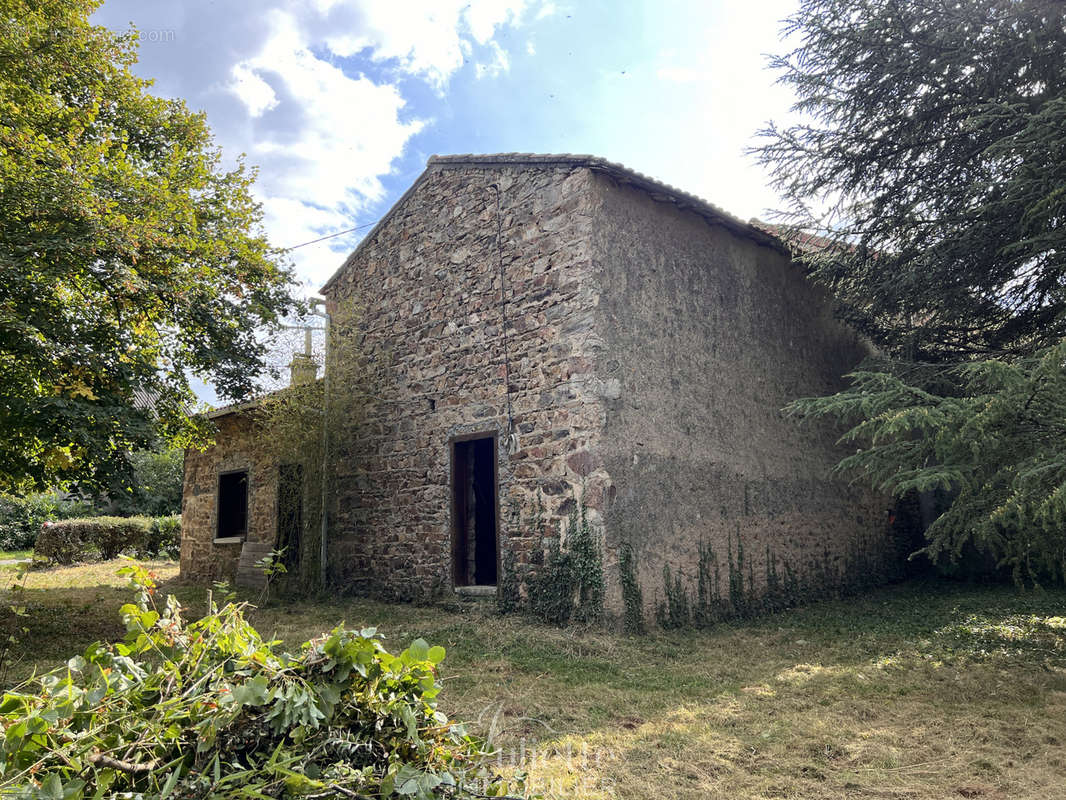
[{"x1": 4, "y1": 561, "x2": 1066, "y2": 799}]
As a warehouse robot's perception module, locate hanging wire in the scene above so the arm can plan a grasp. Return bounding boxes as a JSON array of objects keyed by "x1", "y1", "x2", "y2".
[{"x1": 286, "y1": 220, "x2": 379, "y2": 251}]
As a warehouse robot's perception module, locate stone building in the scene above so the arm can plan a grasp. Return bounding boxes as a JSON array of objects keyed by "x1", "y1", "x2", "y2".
[{"x1": 181, "y1": 153, "x2": 899, "y2": 615}]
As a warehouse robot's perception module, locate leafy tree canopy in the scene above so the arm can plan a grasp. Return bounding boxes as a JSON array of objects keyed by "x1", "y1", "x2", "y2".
[
  {"x1": 0, "y1": 0, "x2": 296, "y2": 493},
  {"x1": 109, "y1": 446, "x2": 184, "y2": 517},
  {"x1": 757, "y1": 0, "x2": 1066, "y2": 581}
]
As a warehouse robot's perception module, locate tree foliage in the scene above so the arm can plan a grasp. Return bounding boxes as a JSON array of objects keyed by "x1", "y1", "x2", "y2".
[
  {"x1": 756, "y1": 0, "x2": 1066, "y2": 580},
  {"x1": 758, "y1": 0, "x2": 1066, "y2": 360},
  {"x1": 0, "y1": 562, "x2": 524, "y2": 799},
  {"x1": 109, "y1": 447, "x2": 184, "y2": 518},
  {"x1": 0, "y1": 0, "x2": 296, "y2": 494}
]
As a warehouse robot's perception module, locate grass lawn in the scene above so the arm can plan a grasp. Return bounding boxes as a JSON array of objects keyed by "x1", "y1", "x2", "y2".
[
  {"x1": 0, "y1": 550, "x2": 31, "y2": 561},
  {"x1": 4, "y1": 561, "x2": 1066, "y2": 799}
]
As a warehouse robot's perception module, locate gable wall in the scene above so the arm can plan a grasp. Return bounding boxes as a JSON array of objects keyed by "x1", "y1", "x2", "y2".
[
  {"x1": 323, "y1": 164, "x2": 609, "y2": 598},
  {"x1": 587, "y1": 174, "x2": 900, "y2": 612}
]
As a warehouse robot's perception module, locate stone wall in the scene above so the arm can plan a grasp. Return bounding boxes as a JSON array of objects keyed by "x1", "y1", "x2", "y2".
[
  {"x1": 323, "y1": 163, "x2": 609, "y2": 599},
  {"x1": 586, "y1": 172, "x2": 898, "y2": 614},
  {"x1": 180, "y1": 412, "x2": 279, "y2": 583},
  {"x1": 182, "y1": 156, "x2": 902, "y2": 618}
]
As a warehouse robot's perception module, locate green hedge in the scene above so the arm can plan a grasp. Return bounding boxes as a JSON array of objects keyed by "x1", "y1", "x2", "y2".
[
  {"x1": 0, "y1": 492, "x2": 93, "y2": 551},
  {"x1": 33, "y1": 515, "x2": 180, "y2": 564}
]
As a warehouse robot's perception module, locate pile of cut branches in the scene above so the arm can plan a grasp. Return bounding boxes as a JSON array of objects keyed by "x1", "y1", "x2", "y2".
[{"x1": 0, "y1": 562, "x2": 523, "y2": 799}]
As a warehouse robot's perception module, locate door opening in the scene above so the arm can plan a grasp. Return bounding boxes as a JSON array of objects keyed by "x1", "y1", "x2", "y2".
[
  {"x1": 452, "y1": 436, "x2": 498, "y2": 586},
  {"x1": 217, "y1": 470, "x2": 248, "y2": 540}
]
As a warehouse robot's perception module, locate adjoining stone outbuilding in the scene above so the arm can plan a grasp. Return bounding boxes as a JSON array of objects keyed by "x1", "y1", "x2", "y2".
[{"x1": 181, "y1": 153, "x2": 901, "y2": 616}]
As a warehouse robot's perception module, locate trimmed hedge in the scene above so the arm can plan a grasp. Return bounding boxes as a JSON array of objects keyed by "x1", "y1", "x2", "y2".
[
  {"x1": 34, "y1": 515, "x2": 182, "y2": 564},
  {"x1": 35, "y1": 516, "x2": 151, "y2": 564}
]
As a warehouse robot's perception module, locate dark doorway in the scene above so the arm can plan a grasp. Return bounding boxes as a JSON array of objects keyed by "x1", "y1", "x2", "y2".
[
  {"x1": 452, "y1": 436, "x2": 498, "y2": 586},
  {"x1": 217, "y1": 470, "x2": 248, "y2": 539},
  {"x1": 275, "y1": 464, "x2": 304, "y2": 571}
]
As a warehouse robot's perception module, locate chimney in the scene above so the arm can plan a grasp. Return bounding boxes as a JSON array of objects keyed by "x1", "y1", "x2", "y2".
[{"x1": 288, "y1": 327, "x2": 318, "y2": 386}]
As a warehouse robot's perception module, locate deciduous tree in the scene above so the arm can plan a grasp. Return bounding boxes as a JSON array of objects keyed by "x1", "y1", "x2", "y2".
[{"x1": 0, "y1": 0, "x2": 296, "y2": 492}]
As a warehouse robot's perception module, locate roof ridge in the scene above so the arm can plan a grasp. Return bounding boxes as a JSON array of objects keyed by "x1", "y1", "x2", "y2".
[{"x1": 320, "y1": 153, "x2": 787, "y2": 293}]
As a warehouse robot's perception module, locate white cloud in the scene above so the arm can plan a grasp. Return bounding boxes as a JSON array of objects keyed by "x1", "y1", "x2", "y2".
[
  {"x1": 464, "y1": 0, "x2": 528, "y2": 44},
  {"x1": 215, "y1": 8, "x2": 425, "y2": 288},
  {"x1": 96, "y1": 0, "x2": 535, "y2": 291},
  {"x1": 230, "y1": 64, "x2": 279, "y2": 117},
  {"x1": 320, "y1": 0, "x2": 530, "y2": 89},
  {"x1": 475, "y1": 40, "x2": 511, "y2": 79},
  {"x1": 536, "y1": 1, "x2": 557, "y2": 20}
]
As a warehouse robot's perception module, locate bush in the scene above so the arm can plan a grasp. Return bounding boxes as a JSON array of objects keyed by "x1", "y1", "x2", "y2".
[
  {"x1": 0, "y1": 492, "x2": 93, "y2": 551},
  {"x1": 0, "y1": 494, "x2": 53, "y2": 551},
  {"x1": 142, "y1": 515, "x2": 181, "y2": 559},
  {"x1": 34, "y1": 516, "x2": 151, "y2": 564},
  {"x1": 29, "y1": 522, "x2": 83, "y2": 565},
  {"x1": 109, "y1": 446, "x2": 184, "y2": 517},
  {"x1": 0, "y1": 563, "x2": 524, "y2": 799}
]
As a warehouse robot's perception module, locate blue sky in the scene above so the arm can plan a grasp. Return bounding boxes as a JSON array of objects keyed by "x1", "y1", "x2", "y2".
[{"x1": 93, "y1": 0, "x2": 799, "y2": 401}]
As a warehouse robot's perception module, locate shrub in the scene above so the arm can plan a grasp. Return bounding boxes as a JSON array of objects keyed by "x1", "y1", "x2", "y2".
[
  {"x1": 0, "y1": 492, "x2": 93, "y2": 551},
  {"x1": 88, "y1": 516, "x2": 151, "y2": 559},
  {"x1": 0, "y1": 563, "x2": 524, "y2": 799},
  {"x1": 142, "y1": 515, "x2": 181, "y2": 559},
  {"x1": 0, "y1": 494, "x2": 53, "y2": 551},
  {"x1": 31, "y1": 522, "x2": 84, "y2": 565},
  {"x1": 34, "y1": 516, "x2": 151, "y2": 564}
]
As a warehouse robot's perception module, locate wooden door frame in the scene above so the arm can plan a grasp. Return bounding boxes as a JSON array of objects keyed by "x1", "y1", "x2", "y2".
[{"x1": 448, "y1": 431, "x2": 501, "y2": 587}]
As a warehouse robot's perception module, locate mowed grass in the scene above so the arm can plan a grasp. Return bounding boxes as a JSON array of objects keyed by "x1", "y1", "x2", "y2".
[{"x1": 4, "y1": 561, "x2": 1066, "y2": 799}]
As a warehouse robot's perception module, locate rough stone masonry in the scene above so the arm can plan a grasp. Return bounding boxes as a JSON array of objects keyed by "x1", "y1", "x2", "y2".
[{"x1": 181, "y1": 153, "x2": 900, "y2": 616}]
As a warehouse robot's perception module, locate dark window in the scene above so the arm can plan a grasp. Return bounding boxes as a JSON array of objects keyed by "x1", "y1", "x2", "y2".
[
  {"x1": 275, "y1": 464, "x2": 303, "y2": 571},
  {"x1": 451, "y1": 436, "x2": 498, "y2": 586},
  {"x1": 217, "y1": 470, "x2": 249, "y2": 540}
]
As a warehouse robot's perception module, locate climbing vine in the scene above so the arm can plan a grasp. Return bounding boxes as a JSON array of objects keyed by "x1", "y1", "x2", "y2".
[
  {"x1": 618, "y1": 542, "x2": 644, "y2": 635},
  {"x1": 654, "y1": 528, "x2": 901, "y2": 629},
  {"x1": 252, "y1": 297, "x2": 383, "y2": 595},
  {"x1": 568, "y1": 501, "x2": 606, "y2": 624},
  {"x1": 504, "y1": 492, "x2": 606, "y2": 627}
]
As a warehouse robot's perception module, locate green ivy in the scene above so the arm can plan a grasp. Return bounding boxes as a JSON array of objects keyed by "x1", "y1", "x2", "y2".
[
  {"x1": 496, "y1": 548, "x2": 521, "y2": 615},
  {"x1": 568, "y1": 502, "x2": 605, "y2": 624},
  {"x1": 516, "y1": 493, "x2": 605, "y2": 627},
  {"x1": 656, "y1": 564, "x2": 690, "y2": 629},
  {"x1": 655, "y1": 530, "x2": 898, "y2": 629},
  {"x1": 528, "y1": 537, "x2": 576, "y2": 626},
  {"x1": 618, "y1": 543, "x2": 644, "y2": 635}
]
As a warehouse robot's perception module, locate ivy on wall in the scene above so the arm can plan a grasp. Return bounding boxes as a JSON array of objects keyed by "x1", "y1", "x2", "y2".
[
  {"x1": 498, "y1": 492, "x2": 605, "y2": 627},
  {"x1": 655, "y1": 528, "x2": 901, "y2": 629}
]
